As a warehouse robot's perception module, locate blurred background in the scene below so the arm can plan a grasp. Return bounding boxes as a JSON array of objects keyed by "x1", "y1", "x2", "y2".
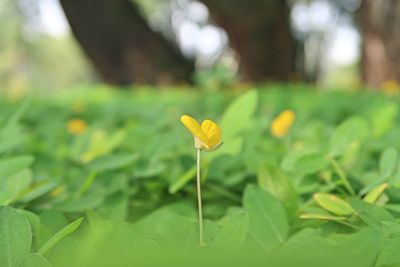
[{"x1": 0, "y1": 0, "x2": 398, "y2": 93}]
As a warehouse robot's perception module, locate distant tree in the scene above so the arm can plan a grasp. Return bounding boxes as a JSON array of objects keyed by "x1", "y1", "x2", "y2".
[
  {"x1": 359, "y1": 0, "x2": 400, "y2": 88},
  {"x1": 60, "y1": 0, "x2": 194, "y2": 86},
  {"x1": 201, "y1": 0, "x2": 296, "y2": 82},
  {"x1": 60, "y1": 0, "x2": 298, "y2": 85}
]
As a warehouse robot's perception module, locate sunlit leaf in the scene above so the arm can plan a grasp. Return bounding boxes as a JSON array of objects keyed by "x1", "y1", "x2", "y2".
[
  {"x1": 363, "y1": 183, "x2": 388, "y2": 204},
  {"x1": 313, "y1": 193, "x2": 353, "y2": 216}
]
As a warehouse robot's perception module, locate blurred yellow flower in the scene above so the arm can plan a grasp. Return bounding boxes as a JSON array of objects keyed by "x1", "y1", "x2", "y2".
[
  {"x1": 67, "y1": 119, "x2": 87, "y2": 135},
  {"x1": 271, "y1": 110, "x2": 295, "y2": 138},
  {"x1": 381, "y1": 80, "x2": 400, "y2": 95},
  {"x1": 180, "y1": 115, "x2": 222, "y2": 151}
]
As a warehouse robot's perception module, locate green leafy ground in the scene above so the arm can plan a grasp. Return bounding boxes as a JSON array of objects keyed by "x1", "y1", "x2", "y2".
[{"x1": 1, "y1": 85, "x2": 400, "y2": 266}]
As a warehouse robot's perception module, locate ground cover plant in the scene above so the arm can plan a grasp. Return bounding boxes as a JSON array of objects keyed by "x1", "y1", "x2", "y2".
[{"x1": 1, "y1": 85, "x2": 400, "y2": 266}]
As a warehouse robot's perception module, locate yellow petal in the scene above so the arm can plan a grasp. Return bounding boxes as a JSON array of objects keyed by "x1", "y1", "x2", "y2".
[
  {"x1": 180, "y1": 115, "x2": 209, "y2": 147},
  {"x1": 271, "y1": 110, "x2": 295, "y2": 138},
  {"x1": 201, "y1": 119, "x2": 221, "y2": 148}
]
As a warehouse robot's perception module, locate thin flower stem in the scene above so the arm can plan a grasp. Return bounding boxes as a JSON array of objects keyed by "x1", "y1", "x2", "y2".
[
  {"x1": 196, "y1": 148, "x2": 204, "y2": 246},
  {"x1": 330, "y1": 158, "x2": 356, "y2": 196}
]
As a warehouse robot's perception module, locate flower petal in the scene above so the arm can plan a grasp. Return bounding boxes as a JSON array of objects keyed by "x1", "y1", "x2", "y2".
[
  {"x1": 180, "y1": 115, "x2": 209, "y2": 147},
  {"x1": 201, "y1": 119, "x2": 221, "y2": 148}
]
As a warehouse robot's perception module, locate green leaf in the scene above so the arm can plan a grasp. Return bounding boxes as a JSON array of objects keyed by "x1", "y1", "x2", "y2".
[
  {"x1": 97, "y1": 193, "x2": 128, "y2": 221},
  {"x1": 37, "y1": 217, "x2": 84, "y2": 256},
  {"x1": 18, "y1": 181, "x2": 58, "y2": 203},
  {"x1": 371, "y1": 103, "x2": 398, "y2": 138},
  {"x1": 363, "y1": 183, "x2": 388, "y2": 204},
  {"x1": 281, "y1": 148, "x2": 318, "y2": 171},
  {"x1": 77, "y1": 172, "x2": 97, "y2": 196},
  {"x1": 349, "y1": 198, "x2": 395, "y2": 226},
  {"x1": 53, "y1": 194, "x2": 104, "y2": 213},
  {"x1": 18, "y1": 253, "x2": 51, "y2": 267},
  {"x1": 313, "y1": 193, "x2": 353, "y2": 216},
  {"x1": 0, "y1": 206, "x2": 32, "y2": 267},
  {"x1": 17, "y1": 209, "x2": 41, "y2": 238},
  {"x1": 380, "y1": 148, "x2": 398, "y2": 179},
  {"x1": 329, "y1": 117, "x2": 368, "y2": 157},
  {"x1": 220, "y1": 90, "x2": 258, "y2": 140},
  {"x1": 168, "y1": 166, "x2": 196, "y2": 194},
  {"x1": 5, "y1": 96, "x2": 31, "y2": 128},
  {"x1": 0, "y1": 124, "x2": 24, "y2": 155},
  {"x1": 335, "y1": 227, "x2": 384, "y2": 266},
  {"x1": 213, "y1": 210, "x2": 249, "y2": 248},
  {"x1": 359, "y1": 177, "x2": 387, "y2": 196},
  {"x1": 0, "y1": 170, "x2": 32, "y2": 205},
  {"x1": 376, "y1": 237, "x2": 400, "y2": 267},
  {"x1": 37, "y1": 211, "x2": 68, "y2": 248},
  {"x1": 88, "y1": 153, "x2": 139, "y2": 172},
  {"x1": 0, "y1": 156, "x2": 34, "y2": 179},
  {"x1": 243, "y1": 185, "x2": 288, "y2": 250},
  {"x1": 297, "y1": 152, "x2": 330, "y2": 176},
  {"x1": 257, "y1": 165, "x2": 298, "y2": 215},
  {"x1": 81, "y1": 129, "x2": 126, "y2": 163},
  {"x1": 134, "y1": 204, "x2": 196, "y2": 247},
  {"x1": 382, "y1": 221, "x2": 400, "y2": 237},
  {"x1": 8, "y1": 170, "x2": 32, "y2": 193},
  {"x1": 299, "y1": 213, "x2": 347, "y2": 221}
]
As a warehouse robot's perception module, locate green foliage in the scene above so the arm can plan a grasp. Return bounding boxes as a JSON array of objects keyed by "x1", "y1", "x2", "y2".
[
  {"x1": 19, "y1": 254, "x2": 51, "y2": 267},
  {"x1": 243, "y1": 185, "x2": 288, "y2": 250},
  {"x1": 37, "y1": 217, "x2": 84, "y2": 256},
  {"x1": 212, "y1": 210, "x2": 249, "y2": 248},
  {"x1": 0, "y1": 206, "x2": 31, "y2": 267},
  {"x1": 329, "y1": 116, "x2": 368, "y2": 157},
  {"x1": 1, "y1": 87, "x2": 400, "y2": 265},
  {"x1": 380, "y1": 147, "x2": 398, "y2": 179},
  {"x1": 313, "y1": 193, "x2": 353, "y2": 216}
]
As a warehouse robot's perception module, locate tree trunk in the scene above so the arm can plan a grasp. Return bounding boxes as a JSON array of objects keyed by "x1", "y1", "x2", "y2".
[
  {"x1": 60, "y1": 0, "x2": 194, "y2": 86},
  {"x1": 359, "y1": 0, "x2": 400, "y2": 88},
  {"x1": 201, "y1": 0, "x2": 296, "y2": 82}
]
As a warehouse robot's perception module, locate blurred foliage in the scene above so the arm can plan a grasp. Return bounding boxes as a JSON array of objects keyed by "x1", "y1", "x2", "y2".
[{"x1": 1, "y1": 85, "x2": 400, "y2": 265}]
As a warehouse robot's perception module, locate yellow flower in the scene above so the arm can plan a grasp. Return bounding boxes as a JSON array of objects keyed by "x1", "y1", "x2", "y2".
[
  {"x1": 67, "y1": 119, "x2": 87, "y2": 135},
  {"x1": 180, "y1": 115, "x2": 222, "y2": 151},
  {"x1": 271, "y1": 110, "x2": 295, "y2": 138},
  {"x1": 381, "y1": 80, "x2": 400, "y2": 95}
]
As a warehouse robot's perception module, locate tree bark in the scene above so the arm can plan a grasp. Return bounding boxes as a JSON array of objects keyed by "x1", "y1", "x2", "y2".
[
  {"x1": 201, "y1": 0, "x2": 296, "y2": 82},
  {"x1": 60, "y1": 0, "x2": 194, "y2": 86},
  {"x1": 359, "y1": 0, "x2": 400, "y2": 88}
]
